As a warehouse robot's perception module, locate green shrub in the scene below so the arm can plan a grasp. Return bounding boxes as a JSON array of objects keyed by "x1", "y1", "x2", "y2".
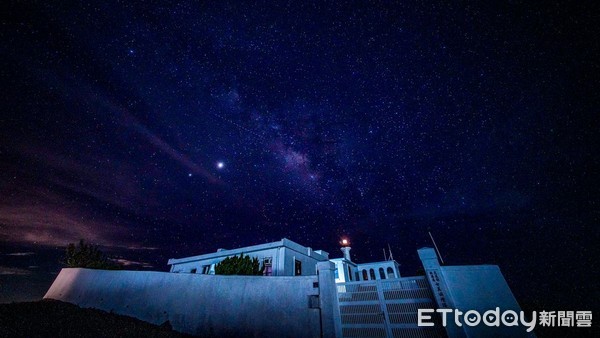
[
  {"x1": 63, "y1": 239, "x2": 120, "y2": 269},
  {"x1": 214, "y1": 253, "x2": 263, "y2": 275}
]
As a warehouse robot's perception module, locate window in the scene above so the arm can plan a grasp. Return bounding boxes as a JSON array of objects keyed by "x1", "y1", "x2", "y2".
[
  {"x1": 202, "y1": 265, "x2": 211, "y2": 274},
  {"x1": 348, "y1": 266, "x2": 353, "y2": 281},
  {"x1": 334, "y1": 268, "x2": 339, "y2": 279},
  {"x1": 263, "y1": 257, "x2": 273, "y2": 276},
  {"x1": 369, "y1": 269, "x2": 376, "y2": 280},
  {"x1": 295, "y1": 259, "x2": 302, "y2": 276},
  {"x1": 190, "y1": 268, "x2": 197, "y2": 274},
  {"x1": 355, "y1": 271, "x2": 360, "y2": 281},
  {"x1": 387, "y1": 267, "x2": 395, "y2": 279},
  {"x1": 362, "y1": 269, "x2": 368, "y2": 280},
  {"x1": 379, "y1": 268, "x2": 386, "y2": 279}
]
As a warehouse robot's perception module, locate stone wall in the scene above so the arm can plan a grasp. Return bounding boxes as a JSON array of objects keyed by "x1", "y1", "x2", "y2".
[{"x1": 44, "y1": 262, "x2": 341, "y2": 337}]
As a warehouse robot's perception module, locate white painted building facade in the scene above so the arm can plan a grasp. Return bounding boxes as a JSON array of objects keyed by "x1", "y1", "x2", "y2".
[
  {"x1": 46, "y1": 238, "x2": 534, "y2": 337},
  {"x1": 168, "y1": 238, "x2": 329, "y2": 276},
  {"x1": 330, "y1": 246, "x2": 401, "y2": 283},
  {"x1": 168, "y1": 238, "x2": 400, "y2": 283},
  {"x1": 169, "y1": 238, "x2": 402, "y2": 285}
]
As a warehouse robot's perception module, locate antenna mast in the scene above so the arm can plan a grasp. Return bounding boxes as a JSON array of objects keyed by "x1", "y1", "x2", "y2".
[
  {"x1": 383, "y1": 248, "x2": 387, "y2": 261},
  {"x1": 387, "y1": 243, "x2": 394, "y2": 261},
  {"x1": 428, "y1": 231, "x2": 445, "y2": 264}
]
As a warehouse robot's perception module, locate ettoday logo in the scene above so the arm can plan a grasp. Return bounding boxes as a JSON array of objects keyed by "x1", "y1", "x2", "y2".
[
  {"x1": 418, "y1": 308, "x2": 593, "y2": 331},
  {"x1": 418, "y1": 308, "x2": 536, "y2": 332}
]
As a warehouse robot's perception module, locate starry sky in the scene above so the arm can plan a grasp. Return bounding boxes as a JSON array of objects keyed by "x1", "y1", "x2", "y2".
[{"x1": 1, "y1": 1, "x2": 598, "y2": 312}]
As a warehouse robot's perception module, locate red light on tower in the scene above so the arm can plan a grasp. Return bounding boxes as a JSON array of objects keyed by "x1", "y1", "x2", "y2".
[{"x1": 341, "y1": 238, "x2": 350, "y2": 247}]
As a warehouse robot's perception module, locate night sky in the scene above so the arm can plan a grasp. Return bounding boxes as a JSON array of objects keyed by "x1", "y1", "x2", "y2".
[{"x1": 1, "y1": 1, "x2": 598, "y2": 313}]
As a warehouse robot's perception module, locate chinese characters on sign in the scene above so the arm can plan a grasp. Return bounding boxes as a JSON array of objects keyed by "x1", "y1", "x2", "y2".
[{"x1": 539, "y1": 311, "x2": 592, "y2": 327}]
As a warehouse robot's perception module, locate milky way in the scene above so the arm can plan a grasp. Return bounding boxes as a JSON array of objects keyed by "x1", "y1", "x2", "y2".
[{"x1": 0, "y1": 1, "x2": 597, "y2": 312}]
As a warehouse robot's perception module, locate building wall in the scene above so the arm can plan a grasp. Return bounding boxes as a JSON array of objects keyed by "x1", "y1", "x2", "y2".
[
  {"x1": 333, "y1": 260, "x2": 347, "y2": 283},
  {"x1": 418, "y1": 247, "x2": 535, "y2": 338},
  {"x1": 168, "y1": 238, "x2": 328, "y2": 277},
  {"x1": 169, "y1": 246, "x2": 325, "y2": 276},
  {"x1": 281, "y1": 247, "x2": 325, "y2": 276},
  {"x1": 331, "y1": 259, "x2": 358, "y2": 283},
  {"x1": 170, "y1": 247, "x2": 281, "y2": 275},
  {"x1": 440, "y1": 266, "x2": 535, "y2": 337},
  {"x1": 332, "y1": 259, "x2": 402, "y2": 284},
  {"x1": 44, "y1": 266, "x2": 341, "y2": 337},
  {"x1": 356, "y1": 261, "x2": 400, "y2": 281}
]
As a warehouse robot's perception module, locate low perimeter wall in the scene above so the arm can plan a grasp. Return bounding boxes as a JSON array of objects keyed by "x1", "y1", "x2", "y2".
[{"x1": 44, "y1": 262, "x2": 341, "y2": 337}]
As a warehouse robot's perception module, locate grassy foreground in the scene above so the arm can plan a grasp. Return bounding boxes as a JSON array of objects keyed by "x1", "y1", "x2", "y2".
[{"x1": 0, "y1": 299, "x2": 194, "y2": 337}]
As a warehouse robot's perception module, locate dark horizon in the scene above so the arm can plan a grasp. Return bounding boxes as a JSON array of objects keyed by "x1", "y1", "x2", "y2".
[{"x1": 1, "y1": 0, "x2": 598, "y2": 314}]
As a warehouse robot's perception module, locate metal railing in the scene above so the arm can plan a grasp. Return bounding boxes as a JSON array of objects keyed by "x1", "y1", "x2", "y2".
[{"x1": 337, "y1": 277, "x2": 447, "y2": 338}]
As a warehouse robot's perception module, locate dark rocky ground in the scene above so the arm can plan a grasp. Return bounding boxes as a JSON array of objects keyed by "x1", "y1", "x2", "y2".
[{"x1": 0, "y1": 299, "x2": 195, "y2": 338}]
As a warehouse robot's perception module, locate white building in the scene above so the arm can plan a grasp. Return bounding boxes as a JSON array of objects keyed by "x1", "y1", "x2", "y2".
[
  {"x1": 330, "y1": 244, "x2": 401, "y2": 283},
  {"x1": 168, "y1": 238, "x2": 401, "y2": 285},
  {"x1": 168, "y1": 238, "x2": 329, "y2": 276},
  {"x1": 46, "y1": 237, "x2": 534, "y2": 337}
]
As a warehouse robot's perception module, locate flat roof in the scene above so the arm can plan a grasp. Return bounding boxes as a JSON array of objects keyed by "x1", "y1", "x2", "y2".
[
  {"x1": 168, "y1": 238, "x2": 328, "y2": 265},
  {"x1": 357, "y1": 260, "x2": 399, "y2": 266}
]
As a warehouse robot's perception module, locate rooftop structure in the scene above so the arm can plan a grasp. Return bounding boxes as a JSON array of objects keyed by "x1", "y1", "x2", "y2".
[{"x1": 168, "y1": 238, "x2": 329, "y2": 276}]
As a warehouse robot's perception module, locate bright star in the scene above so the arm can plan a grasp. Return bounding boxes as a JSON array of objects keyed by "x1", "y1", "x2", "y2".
[{"x1": 217, "y1": 162, "x2": 224, "y2": 169}]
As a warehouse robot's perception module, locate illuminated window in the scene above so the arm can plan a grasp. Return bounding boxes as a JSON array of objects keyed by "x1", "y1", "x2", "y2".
[
  {"x1": 362, "y1": 269, "x2": 368, "y2": 280},
  {"x1": 295, "y1": 259, "x2": 302, "y2": 276}
]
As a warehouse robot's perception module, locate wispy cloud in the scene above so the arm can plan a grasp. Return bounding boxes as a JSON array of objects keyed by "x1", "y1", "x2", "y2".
[
  {"x1": 122, "y1": 112, "x2": 220, "y2": 185},
  {"x1": 40, "y1": 73, "x2": 221, "y2": 186},
  {"x1": 4, "y1": 252, "x2": 35, "y2": 256},
  {"x1": 16, "y1": 145, "x2": 160, "y2": 213},
  {"x1": 0, "y1": 187, "x2": 135, "y2": 248},
  {"x1": 0, "y1": 266, "x2": 32, "y2": 275},
  {"x1": 109, "y1": 258, "x2": 153, "y2": 268},
  {"x1": 125, "y1": 246, "x2": 159, "y2": 251}
]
